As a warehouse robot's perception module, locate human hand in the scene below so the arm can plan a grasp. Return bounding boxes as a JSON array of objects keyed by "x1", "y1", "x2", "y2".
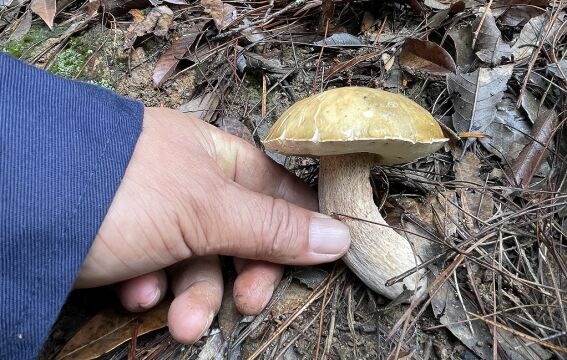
[{"x1": 76, "y1": 107, "x2": 350, "y2": 343}]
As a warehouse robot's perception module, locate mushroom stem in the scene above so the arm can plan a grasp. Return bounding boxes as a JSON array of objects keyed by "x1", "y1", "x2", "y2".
[{"x1": 319, "y1": 154, "x2": 426, "y2": 299}]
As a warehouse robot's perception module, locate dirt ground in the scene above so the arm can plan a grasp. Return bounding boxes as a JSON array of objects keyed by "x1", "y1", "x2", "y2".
[{"x1": 1, "y1": 0, "x2": 566, "y2": 359}]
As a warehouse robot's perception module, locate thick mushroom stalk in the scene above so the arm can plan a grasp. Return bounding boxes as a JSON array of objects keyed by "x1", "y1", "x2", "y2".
[{"x1": 319, "y1": 153, "x2": 426, "y2": 299}]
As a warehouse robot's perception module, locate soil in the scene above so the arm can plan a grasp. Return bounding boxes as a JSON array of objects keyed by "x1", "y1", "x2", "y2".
[{"x1": 2, "y1": 1, "x2": 565, "y2": 359}]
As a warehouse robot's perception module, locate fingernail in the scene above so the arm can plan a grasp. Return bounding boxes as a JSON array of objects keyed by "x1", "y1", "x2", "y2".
[
  {"x1": 309, "y1": 216, "x2": 350, "y2": 255},
  {"x1": 139, "y1": 288, "x2": 160, "y2": 309}
]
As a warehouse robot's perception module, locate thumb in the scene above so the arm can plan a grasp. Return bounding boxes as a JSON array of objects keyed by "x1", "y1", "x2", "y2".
[{"x1": 190, "y1": 182, "x2": 350, "y2": 265}]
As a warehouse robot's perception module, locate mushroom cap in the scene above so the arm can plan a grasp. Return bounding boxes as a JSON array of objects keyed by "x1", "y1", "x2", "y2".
[{"x1": 263, "y1": 87, "x2": 448, "y2": 165}]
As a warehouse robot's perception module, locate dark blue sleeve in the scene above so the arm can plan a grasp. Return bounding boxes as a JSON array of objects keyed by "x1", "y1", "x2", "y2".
[{"x1": 0, "y1": 53, "x2": 144, "y2": 358}]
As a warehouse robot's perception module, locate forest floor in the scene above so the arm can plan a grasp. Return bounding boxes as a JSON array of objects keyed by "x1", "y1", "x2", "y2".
[{"x1": 1, "y1": 0, "x2": 566, "y2": 359}]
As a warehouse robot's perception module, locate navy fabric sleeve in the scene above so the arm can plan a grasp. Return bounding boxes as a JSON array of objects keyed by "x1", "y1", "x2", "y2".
[{"x1": 0, "y1": 53, "x2": 144, "y2": 358}]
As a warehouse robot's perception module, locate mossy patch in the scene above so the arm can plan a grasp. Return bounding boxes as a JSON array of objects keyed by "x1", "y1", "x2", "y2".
[
  {"x1": 2, "y1": 24, "x2": 55, "y2": 59},
  {"x1": 48, "y1": 46, "x2": 93, "y2": 78}
]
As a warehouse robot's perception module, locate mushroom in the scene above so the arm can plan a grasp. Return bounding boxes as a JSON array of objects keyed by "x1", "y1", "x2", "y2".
[{"x1": 263, "y1": 87, "x2": 447, "y2": 299}]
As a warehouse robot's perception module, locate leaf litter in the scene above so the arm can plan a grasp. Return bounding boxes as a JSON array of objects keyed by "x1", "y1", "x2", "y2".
[{"x1": 3, "y1": 1, "x2": 565, "y2": 359}]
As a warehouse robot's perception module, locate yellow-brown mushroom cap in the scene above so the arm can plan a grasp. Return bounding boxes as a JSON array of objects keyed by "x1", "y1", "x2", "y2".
[{"x1": 263, "y1": 87, "x2": 448, "y2": 165}]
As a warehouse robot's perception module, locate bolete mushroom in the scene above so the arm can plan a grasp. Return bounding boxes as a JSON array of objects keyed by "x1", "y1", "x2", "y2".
[{"x1": 263, "y1": 87, "x2": 447, "y2": 299}]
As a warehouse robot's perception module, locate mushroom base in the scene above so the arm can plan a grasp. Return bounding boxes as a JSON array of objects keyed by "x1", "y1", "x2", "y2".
[{"x1": 318, "y1": 154, "x2": 426, "y2": 300}]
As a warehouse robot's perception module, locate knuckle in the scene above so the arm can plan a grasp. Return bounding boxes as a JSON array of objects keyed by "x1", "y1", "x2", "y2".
[{"x1": 260, "y1": 198, "x2": 297, "y2": 258}]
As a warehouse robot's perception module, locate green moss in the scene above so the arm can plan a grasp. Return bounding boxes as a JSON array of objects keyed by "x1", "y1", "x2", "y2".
[
  {"x1": 3, "y1": 41, "x2": 24, "y2": 57},
  {"x1": 48, "y1": 47, "x2": 92, "y2": 78},
  {"x1": 1, "y1": 25, "x2": 55, "y2": 59}
]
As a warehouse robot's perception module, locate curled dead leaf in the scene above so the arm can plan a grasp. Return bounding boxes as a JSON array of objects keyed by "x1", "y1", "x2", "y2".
[
  {"x1": 30, "y1": 0, "x2": 56, "y2": 30},
  {"x1": 511, "y1": 109, "x2": 557, "y2": 189},
  {"x1": 313, "y1": 33, "x2": 364, "y2": 47},
  {"x1": 124, "y1": 6, "x2": 173, "y2": 50},
  {"x1": 56, "y1": 301, "x2": 169, "y2": 359},
  {"x1": 201, "y1": 0, "x2": 237, "y2": 30},
  {"x1": 153, "y1": 23, "x2": 205, "y2": 87},
  {"x1": 178, "y1": 91, "x2": 221, "y2": 123},
  {"x1": 399, "y1": 38, "x2": 456, "y2": 76},
  {"x1": 511, "y1": 12, "x2": 566, "y2": 62},
  {"x1": 493, "y1": 0, "x2": 548, "y2": 27}
]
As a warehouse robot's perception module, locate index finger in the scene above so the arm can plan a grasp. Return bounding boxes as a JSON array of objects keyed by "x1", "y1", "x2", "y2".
[{"x1": 207, "y1": 123, "x2": 318, "y2": 211}]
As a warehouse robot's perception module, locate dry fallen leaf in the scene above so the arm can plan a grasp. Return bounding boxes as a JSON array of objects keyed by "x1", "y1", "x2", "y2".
[
  {"x1": 547, "y1": 60, "x2": 567, "y2": 81},
  {"x1": 31, "y1": 0, "x2": 56, "y2": 30},
  {"x1": 8, "y1": 11, "x2": 32, "y2": 42},
  {"x1": 240, "y1": 18, "x2": 266, "y2": 44},
  {"x1": 511, "y1": 109, "x2": 557, "y2": 189},
  {"x1": 314, "y1": 33, "x2": 364, "y2": 47},
  {"x1": 201, "y1": 0, "x2": 237, "y2": 30},
  {"x1": 129, "y1": 8, "x2": 144, "y2": 23},
  {"x1": 428, "y1": 1, "x2": 465, "y2": 29},
  {"x1": 479, "y1": 93, "x2": 531, "y2": 161},
  {"x1": 447, "y1": 65, "x2": 513, "y2": 146},
  {"x1": 236, "y1": 49, "x2": 288, "y2": 75},
  {"x1": 472, "y1": 9, "x2": 511, "y2": 65},
  {"x1": 430, "y1": 270, "x2": 552, "y2": 360},
  {"x1": 217, "y1": 117, "x2": 254, "y2": 145},
  {"x1": 511, "y1": 12, "x2": 566, "y2": 62},
  {"x1": 124, "y1": 6, "x2": 173, "y2": 50},
  {"x1": 196, "y1": 333, "x2": 225, "y2": 359},
  {"x1": 448, "y1": 24, "x2": 474, "y2": 68},
  {"x1": 424, "y1": 0, "x2": 452, "y2": 10},
  {"x1": 453, "y1": 151, "x2": 494, "y2": 229},
  {"x1": 178, "y1": 91, "x2": 221, "y2": 123},
  {"x1": 153, "y1": 23, "x2": 205, "y2": 87},
  {"x1": 399, "y1": 38, "x2": 456, "y2": 76},
  {"x1": 56, "y1": 301, "x2": 169, "y2": 360},
  {"x1": 492, "y1": 0, "x2": 548, "y2": 27}
]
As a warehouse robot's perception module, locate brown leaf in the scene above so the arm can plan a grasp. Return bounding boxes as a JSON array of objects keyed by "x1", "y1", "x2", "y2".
[
  {"x1": 399, "y1": 38, "x2": 456, "y2": 76},
  {"x1": 153, "y1": 24, "x2": 204, "y2": 87},
  {"x1": 217, "y1": 117, "x2": 254, "y2": 144},
  {"x1": 8, "y1": 11, "x2": 32, "y2": 42},
  {"x1": 454, "y1": 151, "x2": 493, "y2": 227},
  {"x1": 511, "y1": 109, "x2": 557, "y2": 189},
  {"x1": 31, "y1": 0, "x2": 57, "y2": 30},
  {"x1": 493, "y1": 0, "x2": 548, "y2": 26},
  {"x1": 473, "y1": 10, "x2": 511, "y2": 65},
  {"x1": 201, "y1": 0, "x2": 236, "y2": 30},
  {"x1": 124, "y1": 6, "x2": 173, "y2": 49},
  {"x1": 128, "y1": 8, "x2": 144, "y2": 23},
  {"x1": 56, "y1": 301, "x2": 169, "y2": 360},
  {"x1": 85, "y1": 0, "x2": 101, "y2": 16},
  {"x1": 178, "y1": 91, "x2": 221, "y2": 123},
  {"x1": 320, "y1": 0, "x2": 335, "y2": 31}
]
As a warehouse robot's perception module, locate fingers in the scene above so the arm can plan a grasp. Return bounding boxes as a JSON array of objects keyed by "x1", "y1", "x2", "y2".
[
  {"x1": 207, "y1": 123, "x2": 318, "y2": 211},
  {"x1": 167, "y1": 256, "x2": 223, "y2": 344},
  {"x1": 191, "y1": 181, "x2": 350, "y2": 265},
  {"x1": 233, "y1": 259, "x2": 283, "y2": 315},
  {"x1": 117, "y1": 271, "x2": 167, "y2": 312}
]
